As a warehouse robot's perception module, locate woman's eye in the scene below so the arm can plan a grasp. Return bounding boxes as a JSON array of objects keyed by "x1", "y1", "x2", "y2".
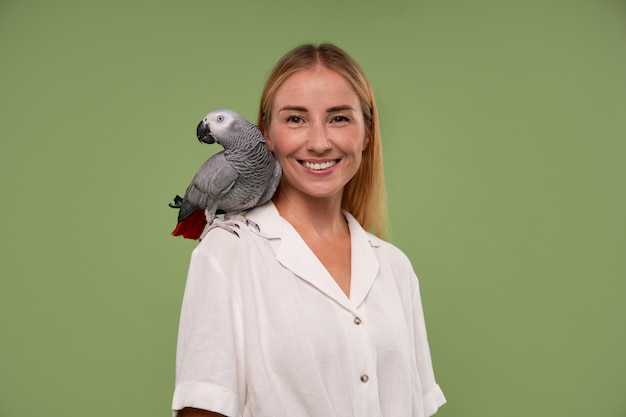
[
  {"x1": 331, "y1": 115, "x2": 350, "y2": 123},
  {"x1": 285, "y1": 115, "x2": 303, "y2": 124}
]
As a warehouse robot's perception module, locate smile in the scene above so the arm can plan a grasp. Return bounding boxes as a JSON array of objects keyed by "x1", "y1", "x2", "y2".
[{"x1": 302, "y1": 160, "x2": 338, "y2": 171}]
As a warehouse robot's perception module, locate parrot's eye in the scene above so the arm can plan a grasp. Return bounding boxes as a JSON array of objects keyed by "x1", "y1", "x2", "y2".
[{"x1": 217, "y1": 115, "x2": 225, "y2": 122}]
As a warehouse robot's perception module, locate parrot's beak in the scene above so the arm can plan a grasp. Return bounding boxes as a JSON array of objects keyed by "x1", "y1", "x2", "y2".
[{"x1": 197, "y1": 121, "x2": 215, "y2": 144}]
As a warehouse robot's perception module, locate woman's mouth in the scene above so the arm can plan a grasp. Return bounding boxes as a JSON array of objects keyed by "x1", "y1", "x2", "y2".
[{"x1": 301, "y1": 160, "x2": 338, "y2": 171}]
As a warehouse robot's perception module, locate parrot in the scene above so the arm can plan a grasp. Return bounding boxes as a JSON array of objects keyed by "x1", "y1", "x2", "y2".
[{"x1": 169, "y1": 109, "x2": 282, "y2": 240}]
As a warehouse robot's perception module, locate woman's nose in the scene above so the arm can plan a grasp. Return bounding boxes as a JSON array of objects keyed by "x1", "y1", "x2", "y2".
[{"x1": 306, "y1": 122, "x2": 332, "y2": 152}]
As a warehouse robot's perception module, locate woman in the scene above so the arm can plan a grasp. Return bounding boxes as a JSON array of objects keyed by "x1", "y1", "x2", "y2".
[{"x1": 172, "y1": 43, "x2": 446, "y2": 417}]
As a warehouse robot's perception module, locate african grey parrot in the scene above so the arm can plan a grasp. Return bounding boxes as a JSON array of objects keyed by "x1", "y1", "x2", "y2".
[{"x1": 169, "y1": 109, "x2": 281, "y2": 240}]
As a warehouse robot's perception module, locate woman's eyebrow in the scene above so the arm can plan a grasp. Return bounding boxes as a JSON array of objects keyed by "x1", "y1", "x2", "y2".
[
  {"x1": 278, "y1": 105, "x2": 308, "y2": 113},
  {"x1": 327, "y1": 105, "x2": 356, "y2": 113},
  {"x1": 277, "y1": 105, "x2": 357, "y2": 113}
]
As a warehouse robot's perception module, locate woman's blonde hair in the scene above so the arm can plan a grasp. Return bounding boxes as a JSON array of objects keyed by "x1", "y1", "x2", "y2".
[{"x1": 257, "y1": 43, "x2": 388, "y2": 239}]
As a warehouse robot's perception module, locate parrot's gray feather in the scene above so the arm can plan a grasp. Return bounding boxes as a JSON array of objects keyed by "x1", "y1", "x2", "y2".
[
  {"x1": 177, "y1": 152, "x2": 239, "y2": 222},
  {"x1": 255, "y1": 159, "x2": 282, "y2": 207},
  {"x1": 171, "y1": 109, "x2": 282, "y2": 238}
]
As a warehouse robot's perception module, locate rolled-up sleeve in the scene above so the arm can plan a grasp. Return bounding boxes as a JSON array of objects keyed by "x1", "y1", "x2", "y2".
[
  {"x1": 411, "y1": 270, "x2": 446, "y2": 416},
  {"x1": 172, "y1": 239, "x2": 245, "y2": 417}
]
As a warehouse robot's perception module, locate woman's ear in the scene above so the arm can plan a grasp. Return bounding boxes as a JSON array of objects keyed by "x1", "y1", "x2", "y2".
[
  {"x1": 264, "y1": 130, "x2": 274, "y2": 152},
  {"x1": 362, "y1": 131, "x2": 371, "y2": 152}
]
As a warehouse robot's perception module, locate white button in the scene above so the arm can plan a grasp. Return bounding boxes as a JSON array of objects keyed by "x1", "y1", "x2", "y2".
[
  {"x1": 354, "y1": 317, "x2": 362, "y2": 325},
  {"x1": 360, "y1": 374, "x2": 369, "y2": 383}
]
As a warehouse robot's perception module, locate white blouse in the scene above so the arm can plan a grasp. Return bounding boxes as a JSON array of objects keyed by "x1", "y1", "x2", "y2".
[{"x1": 172, "y1": 202, "x2": 445, "y2": 417}]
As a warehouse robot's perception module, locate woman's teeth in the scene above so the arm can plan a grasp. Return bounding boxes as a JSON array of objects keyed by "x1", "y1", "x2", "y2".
[{"x1": 303, "y1": 160, "x2": 337, "y2": 170}]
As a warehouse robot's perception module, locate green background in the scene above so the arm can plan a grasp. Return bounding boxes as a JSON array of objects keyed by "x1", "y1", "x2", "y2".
[{"x1": 1, "y1": 0, "x2": 625, "y2": 416}]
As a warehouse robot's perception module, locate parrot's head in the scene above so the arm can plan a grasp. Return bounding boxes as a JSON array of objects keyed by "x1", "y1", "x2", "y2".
[{"x1": 196, "y1": 109, "x2": 243, "y2": 146}]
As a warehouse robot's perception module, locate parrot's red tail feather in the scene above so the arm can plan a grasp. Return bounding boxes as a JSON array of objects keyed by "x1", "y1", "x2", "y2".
[{"x1": 171, "y1": 209, "x2": 207, "y2": 240}]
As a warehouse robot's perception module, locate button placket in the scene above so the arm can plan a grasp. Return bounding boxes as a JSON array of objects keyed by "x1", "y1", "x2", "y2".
[
  {"x1": 349, "y1": 307, "x2": 379, "y2": 416},
  {"x1": 352, "y1": 314, "x2": 371, "y2": 385}
]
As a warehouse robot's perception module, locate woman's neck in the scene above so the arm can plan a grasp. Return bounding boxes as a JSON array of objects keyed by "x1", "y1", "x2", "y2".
[{"x1": 272, "y1": 190, "x2": 348, "y2": 239}]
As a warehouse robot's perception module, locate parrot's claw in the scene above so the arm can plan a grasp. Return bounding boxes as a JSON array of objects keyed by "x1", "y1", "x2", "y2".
[
  {"x1": 225, "y1": 214, "x2": 260, "y2": 232},
  {"x1": 198, "y1": 214, "x2": 260, "y2": 239},
  {"x1": 200, "y1": 218, "x2": 241, "y2": 240}
]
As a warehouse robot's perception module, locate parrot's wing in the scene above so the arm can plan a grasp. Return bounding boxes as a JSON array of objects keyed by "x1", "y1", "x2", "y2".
[
  {"x1": 256, "y1": 160, "x2": 282, "y2": 206},
  {"x1": 178, "y1": 152, "x2": 239, "y2": 221}
]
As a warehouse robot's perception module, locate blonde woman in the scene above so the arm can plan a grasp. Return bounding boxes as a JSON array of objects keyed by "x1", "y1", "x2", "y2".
[{"x1": 173, "y1": 43, "x2": 446, "y2": 417}]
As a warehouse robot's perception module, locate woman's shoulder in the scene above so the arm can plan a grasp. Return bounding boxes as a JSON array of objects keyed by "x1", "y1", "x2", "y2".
[
  {"x1": 193, "y1": 220, "x2": 264, "y2": 257},
  {"x1": 370, "y1": 232, "x2": 413, "y2": 265},
  {"x1": 344, "y1": 209, "x2": 414, "y2": 268},
  {"x1": 186, "y1": 220, "x2": 272, "y2": 288}
]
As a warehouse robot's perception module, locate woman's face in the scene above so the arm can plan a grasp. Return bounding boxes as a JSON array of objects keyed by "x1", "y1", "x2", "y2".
[{"x1": 265, "y1": 66, "x2": 369, "y2": 204}]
